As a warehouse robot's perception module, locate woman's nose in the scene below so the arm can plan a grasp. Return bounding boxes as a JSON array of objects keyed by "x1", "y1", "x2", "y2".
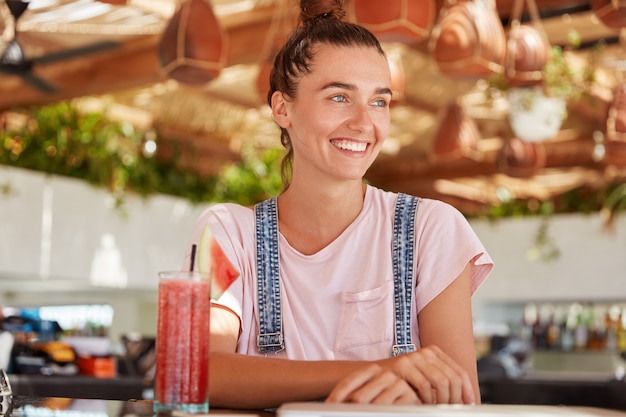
[{"x1": 347, "y1": 103, "x2": 374, "y2": 133}]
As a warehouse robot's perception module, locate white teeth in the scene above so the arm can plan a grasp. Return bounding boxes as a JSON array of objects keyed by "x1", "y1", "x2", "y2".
[{"x1": 332, "y1": 141, "x2": 367, "y2": 152}]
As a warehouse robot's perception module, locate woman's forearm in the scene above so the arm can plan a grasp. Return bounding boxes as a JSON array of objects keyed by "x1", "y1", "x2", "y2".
[{"x1": 208, "y1": 352, "x2": 365, "y2": 409}]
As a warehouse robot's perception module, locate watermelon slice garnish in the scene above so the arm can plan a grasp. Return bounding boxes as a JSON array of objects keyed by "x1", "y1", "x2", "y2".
[{"x1": 197, "y1": 225, "x2": 240, "y2": 300}]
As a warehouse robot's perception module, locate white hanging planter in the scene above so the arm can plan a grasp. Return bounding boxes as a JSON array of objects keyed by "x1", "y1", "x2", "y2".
[{"x1": 507, "y1": 86, "x2": 567, "y2": 142}]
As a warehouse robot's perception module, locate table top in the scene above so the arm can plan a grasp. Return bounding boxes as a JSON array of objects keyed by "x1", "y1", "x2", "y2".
[
  {"x1": 4, "y1": 396, "x2": 626, "y2": 417},
  {"x1": 3, "y1": 396, "x2": 275, "y2": 417}
]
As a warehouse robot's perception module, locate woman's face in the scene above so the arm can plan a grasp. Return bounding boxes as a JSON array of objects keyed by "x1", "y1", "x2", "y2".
[{"x1": 272, "y1": 43, "x2": 392, "y2": 184}]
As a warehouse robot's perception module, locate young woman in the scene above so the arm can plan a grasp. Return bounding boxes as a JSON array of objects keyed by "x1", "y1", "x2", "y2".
[{"x1": 183, "y1": 0, "x2": 493, "y2": 409}]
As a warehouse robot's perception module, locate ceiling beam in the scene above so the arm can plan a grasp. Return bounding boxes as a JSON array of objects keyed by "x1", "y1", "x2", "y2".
[
  {"x1": 0, "y1": 3, "x2": 280, "y2": 110},
  {"x1": 0, "y1": 0, "x2": 617, "y2": 110}
]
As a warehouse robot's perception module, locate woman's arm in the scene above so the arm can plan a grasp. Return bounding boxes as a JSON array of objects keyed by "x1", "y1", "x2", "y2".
[
  {"x1": 326, "y1": 261, "x2": 479, "y2": 405},
  {"x1": 209, "y1": 306, "x2": 366, "y2": 409},
  {"x1": 417, "y1": 260, "x2": 481, "y2": 404},
  {"x1": 208, "y1": 263, "x2": 480, "y2": 408}
]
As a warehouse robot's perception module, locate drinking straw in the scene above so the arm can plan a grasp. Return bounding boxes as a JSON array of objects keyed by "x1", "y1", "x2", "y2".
[{"x1": 190, "y1": 243, "x2": 197, "y2": 271}]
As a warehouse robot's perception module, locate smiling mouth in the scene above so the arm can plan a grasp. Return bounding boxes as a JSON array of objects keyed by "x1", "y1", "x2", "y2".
[{"x1": 331, "y1": 140, "x2": 368, "y2": 152}]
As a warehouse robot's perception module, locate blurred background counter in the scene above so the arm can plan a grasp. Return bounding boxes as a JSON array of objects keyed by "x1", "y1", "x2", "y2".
[{"x1": 8, "y1": 374, "x2": 150, "y2": 401}]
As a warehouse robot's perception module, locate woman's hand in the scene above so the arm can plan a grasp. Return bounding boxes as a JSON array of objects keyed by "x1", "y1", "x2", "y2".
[
  {"x1": 326, "y1": 345, "x2": 475, "y2": 405},
  {"x1": 325, "y1": 364, "x2": 420, "y2": 404},
  {"x1": 378, "y1": 345, "x2": 475, "y2": 405}
]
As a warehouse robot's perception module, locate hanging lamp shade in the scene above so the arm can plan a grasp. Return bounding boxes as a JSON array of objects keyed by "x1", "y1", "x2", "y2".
[
  {"x1": 605, "y1": 84, "x2": 626, "y2": 167},
  {"x1": 504, "y1": 0, "x2": 550, "y2": 87},
  {"x1": 428, "y1": 0, "x2": 506, "y2": 79},
  {"x1": 431, "y1": 102, "x2": 482, "y2": 163},
  {"x1": 349, "y1": 0, "x2": 435, "y2": 45},
  {"x1": 95, "y1": 0, "x2": 128, "y2": 4},
  {"x1": 158, "y1": 0, "x2": 228, "y2": 85},
  {"x1": 497, "y1": 136, "x2": 546, "y2": 178},
  {"x1": 591, "y1": 0, "x2": 626, "y2": 29},
  {"x1": 505, "y1": 24, "x2": 550, "y2": 87}
]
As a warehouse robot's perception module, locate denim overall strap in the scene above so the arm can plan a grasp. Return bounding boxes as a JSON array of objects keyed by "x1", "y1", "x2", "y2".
[
  {"x1": 391, "y1": 193, "x2": 420, "y2": 357},
  {"x1": 254, "y1": 197, "x2": 285, "y2": 353}
]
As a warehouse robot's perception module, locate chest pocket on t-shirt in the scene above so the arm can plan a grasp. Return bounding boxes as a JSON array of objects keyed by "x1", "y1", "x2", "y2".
[{"x1": 334, "y1": 281, "x2": 394, "y2": 351}]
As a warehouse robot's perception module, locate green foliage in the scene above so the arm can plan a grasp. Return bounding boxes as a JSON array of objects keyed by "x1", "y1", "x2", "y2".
[
  {"x1": 542, "y1": 46, "x2": 580, "y2": 100},
  {"x1": 601, "y1": 182, "x2": 626, "y2": 226},
  {"x1": 211, "y1": 145, "x2": 284, "y2": 206},
  {"x1": 474, "y1": 183, "x2": 626, "y2": 221},
  {"x1": 1, "y1": 103, "x2": 153, "y2": 206},
  {"x1": 487, "y1": 42, "x2": 603, "y2": 101},
  {"x1": 542, "y1": 44, "x2": 600, "y2": 101},
  {"x1": 0, "y1": 101, "x2": 282, "y2": 207},
  {"x1": 483, "y1": 199, "x2": 554, "y2": 219}
]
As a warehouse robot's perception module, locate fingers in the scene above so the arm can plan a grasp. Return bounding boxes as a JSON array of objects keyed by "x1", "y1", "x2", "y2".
[
  {"x1": 327, "y1": 346, "x2": 477, "y2": 406},
  {"x1": 382, "y1": 345, "x2": 475, "y2": 405},
  {"x1": 370, "y1": 379, "x2": 420, "y2": 405},
  {"x1": 416, "y1": 346, "x2": 468, "y2": 404},
  {"x1": 424, "y1": 345, "x2": 474, "y2": 405},
  {"x1": 326, "y1": 364, "x2": 420, "y2": 405},
  {"x1": 326, "y1": 364, "x2": 378, "y2": 403}
]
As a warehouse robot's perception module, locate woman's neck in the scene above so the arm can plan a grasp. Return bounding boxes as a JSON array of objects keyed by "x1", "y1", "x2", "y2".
[{"x1": 277, "y1": 180, "x2": 367, "y2": 255}]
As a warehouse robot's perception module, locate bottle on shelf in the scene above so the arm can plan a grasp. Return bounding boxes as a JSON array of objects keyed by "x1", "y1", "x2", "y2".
[
  {"x1": 533, "y1": 304, "x2": 551, "y2": 350},
  {"x1": 617, "y1": 306, "x2": 626, "y2": 353},
  {"x1": 573, "y1": 302, "x2": 591, "y2": 351},
  {"x1": 604, "y1": 304, "x2": 621, "y2": 353},
  {"x1": 546, "y1": 304, "x2": 563, "y2": 350},
  {"x1": 587, "y1": 304, "x2": 607, "y2": 351},
  {"x1": 519, "y1": 301, "x2": 626, "y2": 353}
]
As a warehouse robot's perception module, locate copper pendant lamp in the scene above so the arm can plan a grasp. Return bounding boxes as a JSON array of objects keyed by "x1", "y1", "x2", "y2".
[
  {"x1": 349, "y1": 0, "x2": 435, "y2": 45},
  {"x1": 158, "y1": 0, "x2": 228, "y2": 85},
  {"x1": 431, "y1": 101, "x2": 482, "y2": 163},
  {"x1": 428, "y1": 0, "x2": 506, "y2": 79},
  {"x1": 497, "y1": 136, "x2": 546, "y2": 178},
  {"x1": 591, "y1": 0, "x2": 626, "y2": 29}
]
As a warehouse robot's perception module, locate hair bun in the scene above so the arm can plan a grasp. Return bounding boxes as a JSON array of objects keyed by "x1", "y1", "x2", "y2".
[{"x1": 300, "y1": 0, "x2": 346, "y2": 25}]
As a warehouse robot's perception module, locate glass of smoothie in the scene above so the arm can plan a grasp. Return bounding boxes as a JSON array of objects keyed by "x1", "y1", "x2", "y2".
[{"x1": 153, "y1": 270, "x2": 210, "y2": 414}]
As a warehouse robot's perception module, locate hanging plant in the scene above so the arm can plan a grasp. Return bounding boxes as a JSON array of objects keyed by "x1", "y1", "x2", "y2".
[
  {"x1": 506, "y1": 85, "x2": 568, "y2": 142},
  {"x1": 487, "y1": 39, "x2": 603, "y2": 142},
  {"x1": 0, "y1": 101, "x2": 287, "y2": 208},
  {"x1": 1, "y1": 102, "x2": 216, "y2": 207},
  {"x1": 526, "y1": 214, "x2": 561, "y2": 262},
  {"x1": 601, "y1": 182, "x2": 626, "y2": 229}
]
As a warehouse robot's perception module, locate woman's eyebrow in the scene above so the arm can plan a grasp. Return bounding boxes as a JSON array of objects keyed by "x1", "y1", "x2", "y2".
[{"x1": 321, "y1": 82, "x2": 392, "y2": 96}]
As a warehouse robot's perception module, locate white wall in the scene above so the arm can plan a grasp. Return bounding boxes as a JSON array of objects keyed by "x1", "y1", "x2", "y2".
[
  {"x1": 0, "y1": 165, "x2": 208, "y2": 340},
  {"x1": 0, "y1": 165, "x2": 207, "y2": 288},
  {"x1": 470, "y1": 213, "x2": 626, "y2": 304}
]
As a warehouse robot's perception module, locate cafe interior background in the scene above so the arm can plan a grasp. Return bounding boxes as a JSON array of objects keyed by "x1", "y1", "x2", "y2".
[{"x1": 0, "y1": 0, "x2": 626, "y2": 404}]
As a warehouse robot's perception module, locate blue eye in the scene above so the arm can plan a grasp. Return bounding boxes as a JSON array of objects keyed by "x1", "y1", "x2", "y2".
[
  {"x1": 331, "y1": 95, "x2": 347, "y2": 103},
  {"x1": 373, "y1": 99, "x2": 388, "y2": 107}
]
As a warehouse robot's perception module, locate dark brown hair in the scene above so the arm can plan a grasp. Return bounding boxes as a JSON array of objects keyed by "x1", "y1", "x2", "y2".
[{"x1": 268, "y1": 0, "x2": 386, "y2": 189}]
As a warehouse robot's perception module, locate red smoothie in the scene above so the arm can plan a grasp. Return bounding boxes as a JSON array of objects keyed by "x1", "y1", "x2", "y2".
[{"x1": 154, "y1": 273, "x2": 210, "y2": 412}]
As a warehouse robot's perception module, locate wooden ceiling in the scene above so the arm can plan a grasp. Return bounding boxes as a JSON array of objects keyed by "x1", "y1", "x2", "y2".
[{"x1": 1, "y1": 0, "x2": 625, "y2": 213}]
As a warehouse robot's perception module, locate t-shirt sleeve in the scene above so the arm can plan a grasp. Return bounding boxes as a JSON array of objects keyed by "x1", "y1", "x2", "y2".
[
  {"x1": 414, "y1": 199, "x2": 494, "y2": 314},
  {"x1": 182, "y1": 203, "x2": 252, "y2": 320}
]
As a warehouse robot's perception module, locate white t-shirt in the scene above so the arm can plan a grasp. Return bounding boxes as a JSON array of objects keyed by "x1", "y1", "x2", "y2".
[{"x1": 184, "y1": 185, "x2": 493, "y2": 361}]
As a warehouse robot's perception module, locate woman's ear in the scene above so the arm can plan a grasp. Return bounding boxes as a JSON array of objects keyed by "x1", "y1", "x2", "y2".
[{"x1": 271, "y1": 91, "x2": 291, "y2": 129}]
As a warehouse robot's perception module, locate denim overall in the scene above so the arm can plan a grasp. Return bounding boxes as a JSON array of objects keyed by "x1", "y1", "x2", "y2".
[{"x1": 254, "y1": 193, "x2": 420, "y2": 357}]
